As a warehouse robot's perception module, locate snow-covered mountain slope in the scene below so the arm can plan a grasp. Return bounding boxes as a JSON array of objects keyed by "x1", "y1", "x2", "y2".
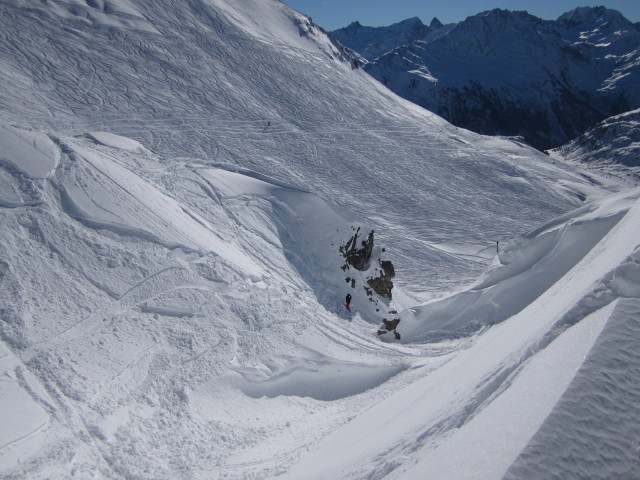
[
  {"x1": 1, "y1": 1, "x2": 639, "y2": 479},
  {"x1": 0, "y1": 0, "x2": 591, "y2": 294},
  {"x1": 335, "y1": 7, "x2": 640, "y2": 151},
  {"x1": 552, "y1": 108, "x2": 640, "y2": 180}
]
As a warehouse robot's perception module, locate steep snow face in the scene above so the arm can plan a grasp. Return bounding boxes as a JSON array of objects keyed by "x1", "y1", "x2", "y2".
[
  {"x1": 337, "y1": 7, "x2": 640, "y2": 150},
  {"x1": 209, "y1": 0, "x2": 345, "y2": 56},
  {"x1": 1, "y1": 1, "x2": 638, "y2": 479},
  {"x1": 0, "y1": 0, "x2": 590, "y2": 294}
]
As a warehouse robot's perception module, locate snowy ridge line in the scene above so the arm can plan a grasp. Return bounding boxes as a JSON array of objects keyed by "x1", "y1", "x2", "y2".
[
  {"x1": 423, "y1": 193, "x2": 640, "y2": 466},
  {"x1": 196, "y1": 163, "x2": 311, "y2": 193},
  {"x1": 388, "y1": 302, "x2": 617, "y2": 480},
  {"x1": 534, "y1": 245, "x2": 640, "y2": 354},
  {"x1": 394, "y1": 193, "x2": 634, "y2": 343},
  {"x1": 504, "y1": 298, "x2": 640, "y2": 479}
]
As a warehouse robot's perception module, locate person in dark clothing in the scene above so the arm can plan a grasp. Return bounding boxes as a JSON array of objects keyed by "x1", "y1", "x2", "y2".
[{"x1": 345, "y1": 293, "x2": 352, "y2": 311}]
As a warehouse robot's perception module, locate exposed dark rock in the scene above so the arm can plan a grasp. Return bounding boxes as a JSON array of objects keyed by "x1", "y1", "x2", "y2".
[
  {"x1": 340, "y1": 227, "x2": 374, "y2": 271},
  {"x1": 339, "y1": 227, "x2": 396, "y2": 307},
  {"x1": 381, "y1": 260, "x2": 394, "y2": 277},
  {"x1": 378, "y1": 318, "x2": 401, "y2": 339},
  {"x1": 383, "y1": 318, "x2": 400, "y2": 331},
  {"x1": 367, "y1": 259, "x2": 395, "y2": 299}
]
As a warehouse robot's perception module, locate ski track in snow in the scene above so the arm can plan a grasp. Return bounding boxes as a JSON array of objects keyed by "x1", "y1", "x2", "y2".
[{"x1": 1, "y1": 1, "x2": 639, "y2": 479}]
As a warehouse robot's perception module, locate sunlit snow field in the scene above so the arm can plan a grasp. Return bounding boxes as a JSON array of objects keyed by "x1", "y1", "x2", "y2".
[{"x1": 1, "y1": 1, "x2": 639, "y2": 479}]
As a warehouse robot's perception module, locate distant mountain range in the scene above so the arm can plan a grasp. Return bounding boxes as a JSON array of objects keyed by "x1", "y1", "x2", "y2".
[{"x1": 333, "y1": 7, "x2": 640, "y2": 151}]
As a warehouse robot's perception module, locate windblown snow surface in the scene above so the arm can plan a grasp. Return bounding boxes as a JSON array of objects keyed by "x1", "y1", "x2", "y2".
[{"x1": 1, "y1": 1, "x2": 639, "y2": 479}]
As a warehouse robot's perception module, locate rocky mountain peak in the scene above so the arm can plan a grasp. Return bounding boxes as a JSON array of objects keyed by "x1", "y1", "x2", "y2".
[
  {"x1": 557, "y1": 6, "x2": 629, "y2": 27},
  {"x1": 338, "y1": 6, "x2": 640, "y2": 150}
]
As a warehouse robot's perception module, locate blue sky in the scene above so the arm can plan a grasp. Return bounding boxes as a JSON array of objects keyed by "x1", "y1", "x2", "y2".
[{"x1": 281, "y1": 0, "x2": 640, "y2": 31}]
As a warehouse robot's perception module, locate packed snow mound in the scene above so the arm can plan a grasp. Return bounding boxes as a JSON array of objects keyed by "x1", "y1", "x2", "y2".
[
  {"x1": 0, "y1": 124, "x2": 59, "y2": 179},
  {"x1": 84, "y1": 131, "x2": 149, "y2": 152},
  {"x1": 396, "y1": 191, "x2": 637, "y2": 342}
]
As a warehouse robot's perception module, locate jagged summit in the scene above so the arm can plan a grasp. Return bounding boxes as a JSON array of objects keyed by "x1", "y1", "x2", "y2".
[
  {"x1": 430, "y1": 17, "x2": 443, "y2": 28},
  {"x1": 332, "y1": 14, "x2": 441, "y2": 61},
  {"x1": 395, "y1": 16, "x2": 424, "y2": 27},
  {"x1": 557, "y1": 6, "x2": 629, "y2": 26}
]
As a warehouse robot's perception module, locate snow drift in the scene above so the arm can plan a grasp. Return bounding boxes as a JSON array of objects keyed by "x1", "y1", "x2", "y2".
[
  {"x1": 1, "y1": 1, "x2": 639, "y2": 479},
  {"x1": 396, "y1": 192, "x2": 635, "y2": 342}
]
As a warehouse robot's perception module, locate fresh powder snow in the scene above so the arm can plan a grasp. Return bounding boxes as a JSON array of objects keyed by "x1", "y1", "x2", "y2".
[{"x1": 0, "y1": 1, "x2": 639, "y2": 479}]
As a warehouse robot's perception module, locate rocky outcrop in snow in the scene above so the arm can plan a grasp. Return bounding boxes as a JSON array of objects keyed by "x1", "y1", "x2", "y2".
[
  {"x1": 340, "y1": 227, "x2": 374, "y2": 271},
  {"x1": 340, "y1": 227, "x2": 395, "y2": 300}
]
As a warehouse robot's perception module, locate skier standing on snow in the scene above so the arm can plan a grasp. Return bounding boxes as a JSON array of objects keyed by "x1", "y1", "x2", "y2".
[{"x1": 345, "y1": 293, "x2": 352, "y2": 311}]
